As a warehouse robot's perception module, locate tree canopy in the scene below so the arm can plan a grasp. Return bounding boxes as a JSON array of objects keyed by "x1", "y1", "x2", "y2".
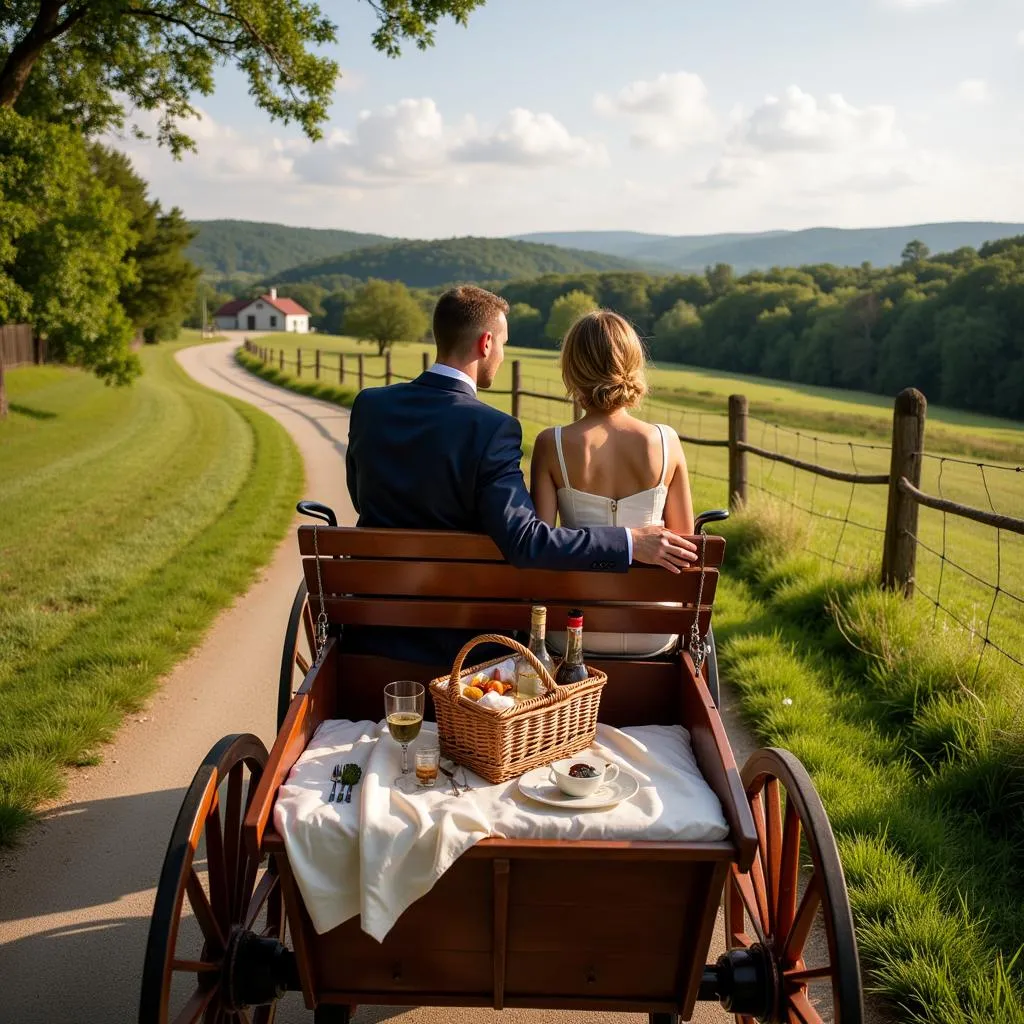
[
  {"x1": 344, "y1": 279, "x2": 428, "y2": 355},
  {"x1": 545, "y1": 290, "x2": 598, "y2": 342},
  {"x1": 1, "y1": 0, "x2": 486, "y2": 154}
]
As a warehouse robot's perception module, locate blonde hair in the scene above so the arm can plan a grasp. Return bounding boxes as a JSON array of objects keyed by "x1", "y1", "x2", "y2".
[{"x1": 560, "y1": 309, "x2": 649, "y2": 412}]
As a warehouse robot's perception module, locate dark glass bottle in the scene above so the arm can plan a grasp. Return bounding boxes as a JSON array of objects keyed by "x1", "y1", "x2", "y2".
[{"x1": 554, "y1": 609, "x2": 589, "y2": 686}]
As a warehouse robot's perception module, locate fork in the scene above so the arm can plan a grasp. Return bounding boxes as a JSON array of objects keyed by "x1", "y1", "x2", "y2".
[
  {"x1": 438, "y1": 764, "x2": 463, "y2": 797},
  {"x1": 328, "y1": 763, "x2": 342, "y2": 803}
]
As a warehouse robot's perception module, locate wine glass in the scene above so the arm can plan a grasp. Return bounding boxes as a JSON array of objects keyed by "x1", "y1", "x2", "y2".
[{"x1": 384, "y1": 681, "x2": 425, "y2": 793}]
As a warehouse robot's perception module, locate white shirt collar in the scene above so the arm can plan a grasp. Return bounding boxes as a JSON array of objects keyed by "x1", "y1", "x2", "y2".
[{"x1": 427, "y1": 362, "x2": 477, "y2": 394}]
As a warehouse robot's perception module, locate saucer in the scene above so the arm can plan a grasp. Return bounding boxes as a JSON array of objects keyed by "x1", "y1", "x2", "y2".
[{"x1": 518, "y1": 765, "x2": 640, "y2": 810}]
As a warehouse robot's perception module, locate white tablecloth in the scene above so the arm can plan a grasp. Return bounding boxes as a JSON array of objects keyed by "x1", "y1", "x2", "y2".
[{"x1": 273, "y1": 719, "x2": 729, "y2": 942}]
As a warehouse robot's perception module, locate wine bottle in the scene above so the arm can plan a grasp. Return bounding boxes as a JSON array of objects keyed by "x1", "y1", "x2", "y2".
[
  {"x1": 554, "y1": 609, "x2": 589, "y2": 686},
  {"x1": 515, "y1": 605, "x2": 556, "y2": 697}
]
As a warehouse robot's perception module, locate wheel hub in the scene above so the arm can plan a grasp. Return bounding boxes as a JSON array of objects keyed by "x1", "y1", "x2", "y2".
[
  {"x1": 714, "y1": 945, "x2": 778, "y2": 1020},
  {"x1": 223, "y1": 927, "x2": 296, "y2": 1010}
]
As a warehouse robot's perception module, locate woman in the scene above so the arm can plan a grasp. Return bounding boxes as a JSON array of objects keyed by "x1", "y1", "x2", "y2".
[{"x1": 530, "y1": 309, "x2": 695, "y2": 658}]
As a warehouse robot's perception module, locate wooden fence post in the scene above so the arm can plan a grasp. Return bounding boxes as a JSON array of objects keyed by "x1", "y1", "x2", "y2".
[
  {"x1": 511, "y1": 360, "x2": 521, "y2": 419},
  {"x1": 296, "y1": 348, "x2": 302, "y2": 377},
  {"x1": 279, "y1": 349, "x2": 284, "y2": 371},
  {"x1": 422, "y1": 351, "x2": 430, "y2": 374},
  {"x1": 882, "y1": 387, "x2": 927, "y2": 596},
  {"x1": 315, "y1": 349, "x2": 321, "y2": 380},
  {"x1": 339, "y1": 354, "x2": 345, "y2": 384},
  {"x1": 357, "y1": 353, "x2": 364, "y2": 391},
  {"x1": 728, "y1": 394, "x2": 748, "y2": 509},
  {"x1": 385, "y1": 351, "x2": 392, "y2": 385}
]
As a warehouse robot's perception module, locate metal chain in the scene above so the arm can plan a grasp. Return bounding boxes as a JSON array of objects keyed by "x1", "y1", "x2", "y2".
[
  {"x1": 312, "y1": 523, "x2": 329, "y2": 662},
  {"x1": 688, "y1": 533, "x2": 709, "y2": 673}
]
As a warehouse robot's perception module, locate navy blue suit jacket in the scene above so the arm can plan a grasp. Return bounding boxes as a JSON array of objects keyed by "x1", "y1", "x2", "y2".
[{"x1": 343, "y1": 371, "x2": 629, "y2": 664}]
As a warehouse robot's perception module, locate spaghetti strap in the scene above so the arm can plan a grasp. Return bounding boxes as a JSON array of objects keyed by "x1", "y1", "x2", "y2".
[
  {"x1": 554, "y1": 426, "x2": 571, "y2": 489},
  {"x1": 657, "y1": 424, "x2": 669, "y2": 487}
]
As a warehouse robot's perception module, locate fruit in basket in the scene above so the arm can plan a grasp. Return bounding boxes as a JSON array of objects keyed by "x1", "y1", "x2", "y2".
[
  {"x1": 501, "y1": 682, "x2": 514, "y2": 695},
  {"x1": 464, "y1": 686, "x2": 484, "y2": 701},
  {"x1": 468, "y1": 672, "x2": 491, "y2": 689},
  {"x1": 482, "y1": 680, "x2": 505, "y2": 695}
]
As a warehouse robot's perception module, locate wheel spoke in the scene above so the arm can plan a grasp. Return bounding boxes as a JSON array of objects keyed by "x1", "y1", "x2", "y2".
[
  {"x1": 785, "y1": 964, "x2": 834, "y2": 985},
  {"x1": 236, "y1": 1009, "x2": 255, "y2": 1024},
  {"x1": 732, "y1": 930, "x2": 758, "y2": 949},
  {"x1": 245, "y1": 870, "x2": 280, "y2": 931},
  {"x1": 784, "y1": 874, "x2": 822, "y2": 963},
  {"x1": 205, "y1": 793, "x2": 231, "y2": 932},
  {"x1": 173, "y1": 959, "x2": 222, "y2": 974},
  {"x1": 295, "y1": 651, "x2": 311, "y2": 677},
  {"x1": 172, "y1": 985, "x2": 218, "y2": 1024},
  {"x1": 764, "y1": 778, "x2": 783, "y2": 928},
  {"x1": 775, "y1": 797, "x2": 802, "y2": 944},
  {"x1": 224, "y1": 763, "x2": 244, "y2": 917},
  {"x1": 788, "y1": 989, "x2": 826, "y2": 1024},
  {"x1": 187, "y1": 868, "x2": 226, "y2": 954},
  {"x1": 730, "y1": 870, "x2": 766, "y2": 943}
]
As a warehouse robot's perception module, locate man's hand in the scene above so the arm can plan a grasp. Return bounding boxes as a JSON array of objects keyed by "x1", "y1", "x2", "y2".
[{"x1": 630, "y1": 526, "x2": 699, "y2": 573}]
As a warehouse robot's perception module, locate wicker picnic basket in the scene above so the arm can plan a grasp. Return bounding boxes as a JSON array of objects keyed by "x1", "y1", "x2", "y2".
[{"x1": 428, "y1": 633, "x2": 608, "y2": 784}]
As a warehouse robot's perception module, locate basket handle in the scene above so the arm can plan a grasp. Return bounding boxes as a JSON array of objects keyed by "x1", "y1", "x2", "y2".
[{"x1": 447, "y1": 633, "x2": 559, "y2": 704}]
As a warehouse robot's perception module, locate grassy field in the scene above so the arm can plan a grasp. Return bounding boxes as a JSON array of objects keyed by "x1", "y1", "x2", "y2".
[
  {"x1": 716, "y1": 501, "x2": 1024, "y2": 1023},
  {"x1": 248, "y1": 333, "x2": 1024, "y2": 671},
  {"x1": 0, "y1": 333, "x2": 303, "y2": 845}
]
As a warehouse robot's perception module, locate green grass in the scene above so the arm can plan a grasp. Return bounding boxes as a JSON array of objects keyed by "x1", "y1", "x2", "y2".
[
  {"x1": 715, "y1": 499, "x2": 1024, "y2": 1023},
  {"x1": 0, "y1": 333, "x2": 303, "y2": 845},
  {"x1": 244, "y1": 334, "x2": 1024, "y2": 671}
]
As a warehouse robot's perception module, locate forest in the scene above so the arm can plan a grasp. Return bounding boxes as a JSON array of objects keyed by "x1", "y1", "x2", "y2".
[{"x1": 228, "y1": 236, "x2": 1024, "y2": 420}]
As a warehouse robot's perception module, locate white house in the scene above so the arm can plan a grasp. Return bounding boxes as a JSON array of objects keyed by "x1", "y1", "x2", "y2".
[{"x1": 213, "y1": 288, "x2": 311, "y2": 333}]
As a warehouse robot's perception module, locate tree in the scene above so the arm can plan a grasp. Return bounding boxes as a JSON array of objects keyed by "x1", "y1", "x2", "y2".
[
  {"x1": 650, "y1": 300, "x2": 701, "y2": 362},
  {"x1": 1, "y1": 108, "x2": 137, "y2": 420},
  {"x1": 344, "y1": 279, "x2": 427, "y2": 355},
  {"x1": 901, "y1": 239, "x2": 930, "y2": 266},
  {"x1": 90, "y1": 145, "x2": 199, "y2": 342},
  {"x1": 705, "y1": 262, "x2": 735, "y2": 298},
  {"x1": 546, "y1": 290, "x2": 597, "y2": 342},
  {"x1": 1, "y1": 0, "x2": 486, "y2": 154},
  {"x1": 506, "y1": 302, "x2": 543, "y2": 347}
]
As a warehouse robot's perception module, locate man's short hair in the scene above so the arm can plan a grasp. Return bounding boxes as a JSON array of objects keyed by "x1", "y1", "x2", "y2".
[{"x1": 432, "y1": 286, "x2": 509, "y2": 358}]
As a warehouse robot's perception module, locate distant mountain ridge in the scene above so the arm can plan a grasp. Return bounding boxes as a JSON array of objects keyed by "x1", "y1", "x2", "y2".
[
  {"x1": 188, "y1": 220, "x2": 394, "y2": 277},
  {"x1": 273, "y1": 236, "x2": 648, "y2": 289},
  {"x1": 515, "y1": 223, "x2": 1024, "y2": 272}
]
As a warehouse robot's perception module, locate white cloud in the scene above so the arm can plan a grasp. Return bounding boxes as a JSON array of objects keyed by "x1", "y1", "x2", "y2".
[
  {"x1": 1017, "y1": 29, "x2": 1024, "y2": 47},
  {"x1": 884, "y1": 0, "x2": 953, "y2": 7},
  {"x1": 452, "y1": 108, "x2": 606, "y2": 167},
  {"x1": 956, "y1": 78, "x2": 991, "y2": 103},
  {"x1": 594, "y1": 71, "x2": 719, "y2": 150},
  {"x1": 700, "y1": 86, "x2": 923, "y2": 201},
  {"x1": 738, "y1": 86, "x2": 903, "y2": 154}
]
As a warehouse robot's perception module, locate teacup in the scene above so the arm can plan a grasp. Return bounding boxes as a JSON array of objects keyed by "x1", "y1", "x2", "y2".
[{"x1": 547, "y1": 756, "x2": 619, "y2": 798}]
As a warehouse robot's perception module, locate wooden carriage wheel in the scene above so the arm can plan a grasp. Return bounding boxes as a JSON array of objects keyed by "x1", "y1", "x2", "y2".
[
  {"x1": 139, "y1": 734, "x2": 285, "y2": 1024},
  {"x1": 725, "y1": 748, "x2": 863, "y2": 1024},
  {"x1": 278, "y1": 579, "x2": 317, "y2": 729}
]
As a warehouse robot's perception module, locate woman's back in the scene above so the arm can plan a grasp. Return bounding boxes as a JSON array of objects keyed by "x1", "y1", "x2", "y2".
[{"x1": 547, "y1": 419, "x2": 678, "y2": 658}]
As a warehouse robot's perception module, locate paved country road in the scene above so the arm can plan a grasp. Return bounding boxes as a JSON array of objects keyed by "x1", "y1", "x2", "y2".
[{"x1": 0, "y1": 337, "x2": 750, "y2": 1024}]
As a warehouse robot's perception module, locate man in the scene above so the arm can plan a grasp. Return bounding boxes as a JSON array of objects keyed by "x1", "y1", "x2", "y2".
[{"x1": 344, "y1": 285, "x2": 697, "y2": 663}]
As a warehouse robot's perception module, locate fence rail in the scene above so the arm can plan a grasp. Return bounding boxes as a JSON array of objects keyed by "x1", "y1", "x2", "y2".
[{"x1": 241, "y1": 340, "x2": 1021, "y2": 676}]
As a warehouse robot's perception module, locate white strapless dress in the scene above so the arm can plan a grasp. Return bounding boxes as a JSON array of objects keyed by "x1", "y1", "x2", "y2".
[{"x1": 546, "y1": 424, "x2": 679, "y2": 659}]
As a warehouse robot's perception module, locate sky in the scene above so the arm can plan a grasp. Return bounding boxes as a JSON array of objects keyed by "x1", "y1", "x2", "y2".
[{"x1": 110, "y1": 0, "x2": 1024, "y2": 239}]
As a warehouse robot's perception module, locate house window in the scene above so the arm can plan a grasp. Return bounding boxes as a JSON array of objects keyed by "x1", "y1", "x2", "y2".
[{"x1": 270, "y1": 315, "x2": 278, "y2": 328}]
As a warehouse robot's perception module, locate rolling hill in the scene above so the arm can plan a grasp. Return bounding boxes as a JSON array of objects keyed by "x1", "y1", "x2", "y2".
[
  {"x1": 274, "y1": 236, "x2": 649, "y2": 289},
  {"x1": 188, "y1": 220, "x2": 394, "y2": 277},
  {"x1": 516, "y1": 222, "x2": 1024, "y2": 272}
]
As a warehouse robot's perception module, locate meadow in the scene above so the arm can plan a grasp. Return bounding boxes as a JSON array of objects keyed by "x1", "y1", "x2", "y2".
[
  {"x1": 0, "y1": 333, "x2": 303, "y2": 845},
  {"x1": 254, "y1": 332, "x2": 1024, "y2": 672}
]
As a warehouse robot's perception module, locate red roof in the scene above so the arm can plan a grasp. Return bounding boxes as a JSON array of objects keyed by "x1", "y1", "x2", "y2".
[{"x1": 212, "y1": 294, "x2": 310, "y2": 318}]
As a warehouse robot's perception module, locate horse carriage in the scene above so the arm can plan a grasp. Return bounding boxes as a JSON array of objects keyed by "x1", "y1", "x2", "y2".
[{"x1": 140, "y1": 502, "x2": 863, "y2": 1024}]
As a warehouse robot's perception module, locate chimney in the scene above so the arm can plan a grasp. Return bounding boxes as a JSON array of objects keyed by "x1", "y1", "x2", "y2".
[{"x1": 270, "y1": 287, "x2": 278, "y2": 300}]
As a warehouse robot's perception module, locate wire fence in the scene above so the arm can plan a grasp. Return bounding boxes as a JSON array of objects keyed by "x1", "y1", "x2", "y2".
[{"x1": 242, "y1": 341, "x2": 1024, "y2": 680}]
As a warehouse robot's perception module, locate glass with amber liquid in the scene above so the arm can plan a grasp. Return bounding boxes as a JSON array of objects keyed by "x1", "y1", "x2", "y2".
[
  {"x1": 554, "y1": 609, "x2": 589, "y2": 686},
  {"x1": 515, "y1": 604, "x2": 557, "y2": 697},
  {"x1": 384, "y1": 680, "x2": 424, "y2": 794}
]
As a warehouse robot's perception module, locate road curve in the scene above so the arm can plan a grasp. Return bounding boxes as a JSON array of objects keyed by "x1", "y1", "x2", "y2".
[{"x1": 0, "y1": 337, "x2": 735, "y2": 1024}]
